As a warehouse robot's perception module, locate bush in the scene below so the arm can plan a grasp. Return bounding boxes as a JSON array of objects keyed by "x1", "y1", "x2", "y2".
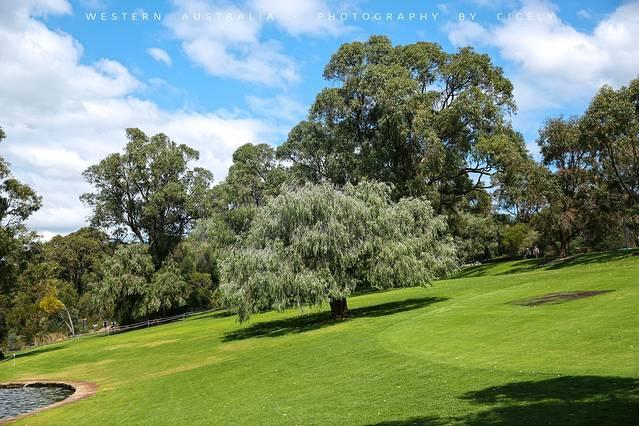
[{"x1": 502, "y1": 223, "x2": 539, "y2": 257}]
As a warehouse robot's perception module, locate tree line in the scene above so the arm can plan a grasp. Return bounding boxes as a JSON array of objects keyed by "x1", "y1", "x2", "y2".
[{"x1": 1, "y1": 36, "x2": 637, "y2": 350}]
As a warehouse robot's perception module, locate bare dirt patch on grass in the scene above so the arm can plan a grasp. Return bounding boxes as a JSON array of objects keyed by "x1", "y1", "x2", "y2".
[{"x1": 510, "y1": 290, "x2": 615, "y2": 307}]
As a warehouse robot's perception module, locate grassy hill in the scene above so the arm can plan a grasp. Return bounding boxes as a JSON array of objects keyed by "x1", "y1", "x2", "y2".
[{"x1": 1, "y1": 250, "x2": 638, "y2": 424}]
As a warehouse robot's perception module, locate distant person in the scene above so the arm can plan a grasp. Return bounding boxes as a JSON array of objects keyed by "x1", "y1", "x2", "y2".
[
  {"x1": 533, "y1": 246, "x2": 540, "y2": 258},
  {"x1": 524, "y1": 248, "x2": 531, "y2": 259},
  {"x1": 103, "y1": 319, "x2": 108, "y2": 329}
]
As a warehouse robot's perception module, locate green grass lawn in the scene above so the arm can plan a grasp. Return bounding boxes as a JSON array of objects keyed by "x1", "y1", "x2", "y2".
[{"x1": 2, "y1": 250, "x2": 638, "y2": 424}]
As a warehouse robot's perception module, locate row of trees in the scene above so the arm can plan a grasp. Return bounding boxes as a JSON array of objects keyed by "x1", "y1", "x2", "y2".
[
  {"x1": 1, "y1": 36, "x2": 637, "y2": 348},
  {"x1": 498, "y1": 79, "x2": 639, "y2": 256}
]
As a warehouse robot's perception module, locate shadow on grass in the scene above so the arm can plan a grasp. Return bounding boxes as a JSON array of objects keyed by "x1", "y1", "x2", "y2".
[
  {"x1": 454, "y1": 249, "x2": 639, "y2": 279},
  {"x1": 544, "y1": 249, "x2": 638, "y2": 270},
  {"x1": 369, "y1": 417, "x2": 442, "y2": 425},
  {"x1": 10, "y1": 344, "x2": 66, "y2": 361},
  {"x1": 223, "y1": 297, "x2": 447, "y2": 342},
  {"x1": 454, "y1": 258, "x2": 542, "y2": 279},
  {"x1": 368, "y1": 376, "x2": 639, "y2": 425},
  {"x1": 459, "y1": 375, "x2": 639, "y2": 424}
]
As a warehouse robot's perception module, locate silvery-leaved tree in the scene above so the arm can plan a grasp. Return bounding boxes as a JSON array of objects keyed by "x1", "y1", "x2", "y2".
[
  {"x1": 221, "y1": 181, "x2": 457, "y2": 321},
  {"x1": 95, "y1": 244, "x2": 188, "y2": 323}
]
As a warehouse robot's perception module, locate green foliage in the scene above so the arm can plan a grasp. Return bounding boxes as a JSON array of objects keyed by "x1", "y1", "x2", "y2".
[
  {"x1": 582, "y1": 79, "x2": 639, "y2": 208},
  {"x1": 213, "y1": 143, "x2": 287, "y2": 234},
  {"x1": 221, "y1": 181, "x2": 457, "y2": 321},
  {"x1": 38, "y1": 281, "x2": 77, "y2": 336},
  {"x1": 95, "y1": 244, "x2": 188, "y2": 324},
  {"x1": 278, "y1": 36, "x2": 527, "y2": 211},
  {"x1": 0, "y1": 127, "x2": 43, "y2": 345},
  {"x1": 81, "y1": 128, "x2": 214, "y2": 266},
  {"x1": 95, "y1": 244, "x2": 155, "y2": 323},
  {"x1": 534, "y1": 116, "x2": 597, "y2": 257},
  {"x1": 0, "y1": 127, "x2": 42, "y2": 231},
  {"x1": 495, "y1": 159, "x2": 551, "y2": 223},
  {"x1": 4, "y1": 262, "x2": 78, "y2": 343},
  {"x1": 173, "y1": 215, "x2": 236, "y2": 309},
  {"x1": 149, "y1": 261, "x2": 188, "y2": 315},
  {"x1": 43, "y1": 227, "x2": 112, "y2": 294},
  {"x1": 226, "y1": 143, "x2": 286, "y2": 208},
  {"x1": 0, "y1": 127, "x2": 42, "y2": 323},
  {"x1": 453, "y1": 212, "x2": 501, "y2": 262},
  {"x1": 502, "y1": 223, "x2": 539, "y2": 257}
]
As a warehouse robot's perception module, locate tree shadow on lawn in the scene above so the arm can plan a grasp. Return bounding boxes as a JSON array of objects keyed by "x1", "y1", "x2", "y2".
[
  {"x1": 454, "y1": 249, "x2": 638, "y2": 279},
  {"x1": 544, "y1": 249, "x2": 638, "y2": 271},
  {"x1": 370, "y1": 417, "x2": 442, "y2": 425},
  {"x1": 368, "y1": 375, "x2": 639, "y2": 425},
  {"x1": 10, "y1": 344, "x2": 66, "y2": 361},
  {"x1": 454, "y1": 258, "x2": 542, "y2": 279},
  {"x1": 222, "y1": 297, "x2": 447, "y2": 342}
]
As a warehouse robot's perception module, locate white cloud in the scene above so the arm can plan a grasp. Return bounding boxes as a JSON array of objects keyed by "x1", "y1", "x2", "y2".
[
  {"x1": 446, "y1": 0, "x2": 639, "y2": 111},
  {"x1": 577, "y1": 9, "x2": 592, "y2": 19},
  {"x1": 147, "y1": 47, "x2": 172, "y2": 67},
  {"x1": 0, "y1": 1, "x2": 273, "y2": 238},
  {"x1": 0, "y1": 0, "x2": 71, "y2": 25},
  {"x1": 246, "y1": 94, "x2": 306, "y2": 122},
  {"x1": 165, "y1": 0, "x2": 300, "y2": 86},
  {"x1": 446, "y1": 21, "x2": 490, "y2": 47}
]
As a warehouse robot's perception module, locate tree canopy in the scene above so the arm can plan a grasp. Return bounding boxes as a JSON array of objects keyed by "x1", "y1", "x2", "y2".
[
  {"x1": 278, "y1": 35, "x2": 528, "y2": 212},
  {"x1": 582, "y1": 80, "x2": 639, "y2": 214},
  {"x1": 0, "y1": 126, "x2": 42, "y2": 231},
  {"x1": 220, "y1": 181, "x2": 457, "y2": 321},
  {"x1": 81, "y1": 128, "x2": 214, "y2": 267},
  {"x1": 0, "y1": 127, "x2": 42, "y2": 344},
  {"x1": 43, "y1": 227, "x2": 112, "y2": 294},
  {"x1": 213, "y1": 143, "x2": 286, "y2": 234},
  {"x1": 94, "y1": 244, "x2": 188, "y2": 323}
]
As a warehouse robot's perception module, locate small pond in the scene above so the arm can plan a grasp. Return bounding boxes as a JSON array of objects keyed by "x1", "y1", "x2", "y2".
[{"x1": 0, "y1": 383, "x2": 75, "y2": 420}]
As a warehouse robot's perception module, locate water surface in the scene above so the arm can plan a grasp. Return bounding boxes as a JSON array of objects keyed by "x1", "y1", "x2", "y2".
[{"x1": 0, "y1": 383, "x2": 74, "y2": 420}]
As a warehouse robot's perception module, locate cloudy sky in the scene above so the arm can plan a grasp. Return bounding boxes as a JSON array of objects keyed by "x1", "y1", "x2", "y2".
[{"x1": 1, "y1": 0, "x2": 638, "y2": 239}]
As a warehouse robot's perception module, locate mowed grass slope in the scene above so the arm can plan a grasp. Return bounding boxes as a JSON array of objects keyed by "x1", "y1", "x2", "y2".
[{"x1": 1, "y1": 251, "x2": 638, "y2": 424}]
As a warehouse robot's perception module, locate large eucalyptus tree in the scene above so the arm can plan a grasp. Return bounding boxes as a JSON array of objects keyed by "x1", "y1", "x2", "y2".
[
  {"x1": 81, "y1": 128, "x2": 214, "y2": 267},
  {"x1": 278, "y1": 35, "x2": 528, "y2": 212}
]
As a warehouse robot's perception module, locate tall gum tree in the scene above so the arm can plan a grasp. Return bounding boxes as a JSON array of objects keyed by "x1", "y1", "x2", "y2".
[
  {"x1": 536, "y1": 116, "x2": 595, "y2": 258},
  {"x1": 582, "y1": 78, "x2": 639, "y2": 231},
  {"x1": 0, "y1": 126, "x2": 42, "y2": 343},
  {"x1": 0, "y1": 127, "x2": 42, "y2": 231},
  {"x1": 81, "y1": 128, "x2": 214, "y2": 267},
  {"x1": 277, "y1": 35, "x2": 528, "y2": 212}
]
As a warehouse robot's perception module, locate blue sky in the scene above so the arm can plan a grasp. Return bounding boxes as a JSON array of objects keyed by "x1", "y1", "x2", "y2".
[{"x1": 0, "y1": 0, "x2": 637, "y2": 237}]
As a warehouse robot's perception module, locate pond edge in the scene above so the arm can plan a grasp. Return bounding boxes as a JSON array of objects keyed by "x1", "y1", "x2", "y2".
[{"x1": 0, "y1": 380, "x2": 97, "y2": 425}]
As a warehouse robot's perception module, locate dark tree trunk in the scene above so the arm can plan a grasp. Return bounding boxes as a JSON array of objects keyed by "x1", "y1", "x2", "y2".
[
  {"x1": 330, "y1": 298, "x2": 349, "y2": 320},
  {"x1": 559, "y1": 240, "x2": 568, "y2": 258}
]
